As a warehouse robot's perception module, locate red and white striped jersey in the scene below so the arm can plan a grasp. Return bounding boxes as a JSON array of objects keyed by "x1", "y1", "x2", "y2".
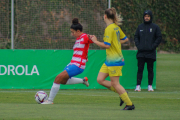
[{"x1": 70, "y1": 33, "x2": 93, "y2": 69}]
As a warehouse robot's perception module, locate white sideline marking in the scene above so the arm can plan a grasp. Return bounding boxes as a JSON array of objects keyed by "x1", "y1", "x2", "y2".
[
  {"x1": 0, "y1": 90, "x2": 180, "y2": 94},
  {"x1": 0, "y1": 90, "x2": 179, "y2": 99}
]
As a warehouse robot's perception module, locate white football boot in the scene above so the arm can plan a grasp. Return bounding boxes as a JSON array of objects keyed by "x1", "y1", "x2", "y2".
[
  {"x1": 41, "y1": 100, "x2": 53, "y2": 104},
  {"x1": 83, "y1": 77, "x2": 89, "y2": 87},
  {"x1": 134, "y1": 85, "x2": 141, "y2": 92},
  {"x1": 148, "y1": 85, "x2": 154, "y2": 92}
]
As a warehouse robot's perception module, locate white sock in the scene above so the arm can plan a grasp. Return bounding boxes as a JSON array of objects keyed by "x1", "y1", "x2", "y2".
[
  {"x1": 48, "y1": 83, "x2": 60, "y2": 101},
  {"x1": 66, "y1": 77, "x2": 83, "y2": 85}
]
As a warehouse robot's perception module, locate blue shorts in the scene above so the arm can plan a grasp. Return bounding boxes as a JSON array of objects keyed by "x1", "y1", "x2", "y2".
[{"x1": 64, "y1": 64, "x2": 84, "y2": 78}]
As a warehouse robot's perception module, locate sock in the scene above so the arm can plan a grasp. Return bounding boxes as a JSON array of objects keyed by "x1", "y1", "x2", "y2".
[
  {"x1": 120, "y1": 92, "x2": 133, "y2": 106},
  {"x1": 108, "y1": 86, "x2": 117, "y2": 93},
  {"x1": 48, "y1": 83, "x2": 60, "y2": 101},
  {"x1": 66, "y1": 77, "x2": 83, "y2": 85}
]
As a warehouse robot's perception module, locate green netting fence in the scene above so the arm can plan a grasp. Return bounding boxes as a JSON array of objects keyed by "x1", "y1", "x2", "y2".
[
  {"x1": 0, "y1": 0, "x2": 179, "y2": 51},
  {"x1": 0, "y1": 0, "x2": 10, "y2": 49},
  {"x1": 15, "y1": 0, "x2": 107, "y2": 49}
]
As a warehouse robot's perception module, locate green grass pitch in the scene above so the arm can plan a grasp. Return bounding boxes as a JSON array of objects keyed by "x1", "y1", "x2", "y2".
[{"x1": 0, "y1": 54, "x2": 180, "y2": 120}]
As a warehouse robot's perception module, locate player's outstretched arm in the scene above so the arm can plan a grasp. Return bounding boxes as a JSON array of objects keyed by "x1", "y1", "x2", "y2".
[{"x1": 90, "y1": 35, "x2": 110, "y2": 49}]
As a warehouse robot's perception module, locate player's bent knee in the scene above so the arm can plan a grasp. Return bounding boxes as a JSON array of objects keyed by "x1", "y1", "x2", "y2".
[
  {"x1": 111, "y1": 82, "x2": 116, "y2": 87},
  {"x1": 54, "y1": 75, "x2": 62, "y2": 84},
  {"x1": 111, "y1": 81, "x2": 119, "y2": 88},
  {"x1": 59, "y1": 79, "x2": 68, "y2": 84},
  {"x1": 54, "y1": 74, "x2": 66, "y2": 84},
  {"x1": 97, "y1": 78, "x2": 104, "y2": 85}
]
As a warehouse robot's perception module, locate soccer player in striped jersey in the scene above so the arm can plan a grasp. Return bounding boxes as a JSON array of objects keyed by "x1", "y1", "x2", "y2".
[
  {"x1": 42, "y1": 18, "x2": 93, "y2": 104},
  {"x1": 90, "y1": 7, "x2": 135, "y2": 110}
]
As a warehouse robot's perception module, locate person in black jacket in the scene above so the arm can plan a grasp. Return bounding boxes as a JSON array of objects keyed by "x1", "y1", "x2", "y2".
[{"x1": 134, "y1": 10, "x2": 162, "y2": 92}]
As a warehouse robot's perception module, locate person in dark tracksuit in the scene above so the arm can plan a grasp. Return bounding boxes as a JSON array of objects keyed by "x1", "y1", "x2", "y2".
[{"x1": 134, "y1": 10, "x2": 162, "y2": 92}]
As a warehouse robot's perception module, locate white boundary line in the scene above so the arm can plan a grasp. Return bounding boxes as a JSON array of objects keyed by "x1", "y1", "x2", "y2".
[
  {"x1": 0, "y1": 90, "x2": 179, "y2": 94},
  {"x1": 0, "y1": 90, "x2": 180, "y2": 99}
]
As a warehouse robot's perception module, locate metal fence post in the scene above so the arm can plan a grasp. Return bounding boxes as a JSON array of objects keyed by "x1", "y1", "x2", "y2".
[
  {"x1": 108, "y1": 0, "x2": 111, "y2": 8},
  {"x1": 11, "y1": 0, "x2": 14, "y2": 49}
]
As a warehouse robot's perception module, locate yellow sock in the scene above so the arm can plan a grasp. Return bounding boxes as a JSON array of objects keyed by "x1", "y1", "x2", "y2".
[
  {"x1": 108, "y1": 86, "x2": 117, "y2": 93},
  {"x1": 120, "y1": 92, "x2": 132, "y2": 106}
]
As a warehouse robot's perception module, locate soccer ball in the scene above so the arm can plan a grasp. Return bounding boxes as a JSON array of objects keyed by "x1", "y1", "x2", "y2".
[{"x1": 35, "y1": 91, "x2": 48, "y2": 104}]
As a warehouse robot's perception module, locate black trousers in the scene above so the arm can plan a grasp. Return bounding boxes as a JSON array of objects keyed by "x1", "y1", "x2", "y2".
[{"x1": 137, "y1": 57, "x2": 155, "y2": 85}]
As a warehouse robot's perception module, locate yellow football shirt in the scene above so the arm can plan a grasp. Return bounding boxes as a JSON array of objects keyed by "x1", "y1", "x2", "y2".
[{"x1": 103, "y1": 23, "x2": 127, "y2": 66}]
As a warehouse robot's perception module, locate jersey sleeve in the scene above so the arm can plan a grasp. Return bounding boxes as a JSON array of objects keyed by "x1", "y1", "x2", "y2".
[
  {"x1": 88, "y1": 38, "x2": 93, "y2": 44},
  {"x1": 80, "y1": 34, "x2": 93, "y2": 44},
  {"x1": 103, "y1": 28, "x2": 113, "y2": 46},
  {"x1": 119, "y1": 27, "x2": 127, "y2": 40}
]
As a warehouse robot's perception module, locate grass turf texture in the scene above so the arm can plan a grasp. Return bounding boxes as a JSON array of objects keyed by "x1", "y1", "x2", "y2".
[{"x1": 0, "y1": 54, "x2": 180, "y2": 120}]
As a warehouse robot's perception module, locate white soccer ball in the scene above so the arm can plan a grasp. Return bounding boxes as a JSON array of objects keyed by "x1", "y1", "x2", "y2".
[{"x1": 35, "y1": 91, "x2": 48, "y2": 104}]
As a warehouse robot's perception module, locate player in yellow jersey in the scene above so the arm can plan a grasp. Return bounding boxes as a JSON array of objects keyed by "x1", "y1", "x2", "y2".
[{"x1": 90, "y1": 7, "x2": 135, "y2": 110}]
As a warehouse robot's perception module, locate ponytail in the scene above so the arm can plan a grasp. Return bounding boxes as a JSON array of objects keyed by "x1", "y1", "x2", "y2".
[
  {"x1": 111, "y1": 7, "x2": 123, "y2": 25},
  {"x1": 105, "y1": 7, "x2": 123, "y2": 25}
]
